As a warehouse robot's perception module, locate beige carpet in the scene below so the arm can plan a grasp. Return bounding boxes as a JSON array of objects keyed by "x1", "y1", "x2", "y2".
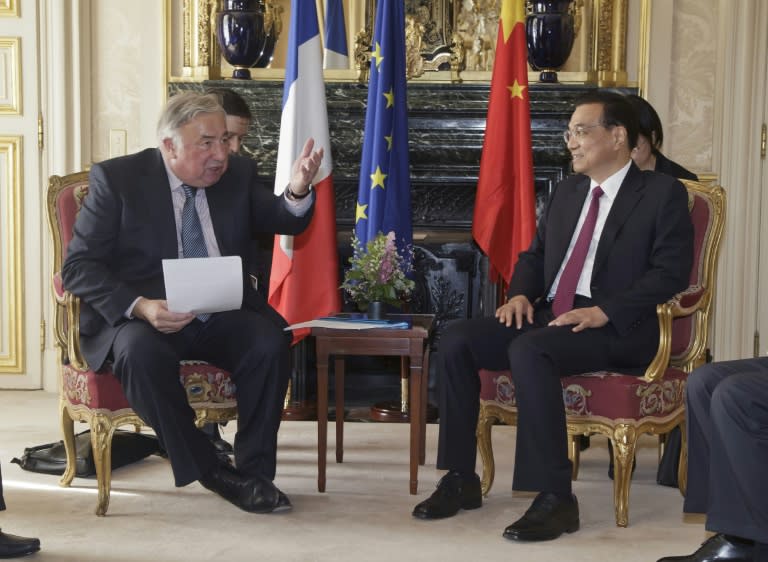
[{"x1": 0, "y1": 390, "x2": 709, "y2": 561}]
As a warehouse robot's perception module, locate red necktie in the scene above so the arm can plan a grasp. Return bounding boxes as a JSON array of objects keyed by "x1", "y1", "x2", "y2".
[{"x1": 552, "y1": 186, "x2": 604, "y2": 317}]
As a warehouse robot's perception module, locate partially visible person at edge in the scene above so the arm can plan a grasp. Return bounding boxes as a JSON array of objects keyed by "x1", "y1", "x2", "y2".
[
  {"x1": 199, "y1": 87, "x2": 254, "y2": 459},
  {"x1": 410, "y1": 90, "x2": 694, "y2": 542},
  {"x1": 656, "y1": 359, "x2": 768, "y2": 562},
  {"x1": 62, "y1": 91, "x2": 323, "y2": 514},
  {"x1": 0, "y1": 462, "x2": 41, "y2": 558}
]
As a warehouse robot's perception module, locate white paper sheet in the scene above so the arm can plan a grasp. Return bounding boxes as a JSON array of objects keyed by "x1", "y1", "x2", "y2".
[{"x1": 162, "y1": 256, "x2": 243, "y2": 314}]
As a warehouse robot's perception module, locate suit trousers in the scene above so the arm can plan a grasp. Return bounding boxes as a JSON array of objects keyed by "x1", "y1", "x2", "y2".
[
  {"x1": 436, "y1": 301, "x2": 657, "y2": 494},
  {"x1": 683, "y1": 358, "x2": 768, "y2": 543},
  {"x1": 111, "y1": 308, "x2": 291, "y2": 487}
]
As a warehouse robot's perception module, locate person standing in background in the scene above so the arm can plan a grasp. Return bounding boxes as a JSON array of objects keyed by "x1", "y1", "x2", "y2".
[{"x1": 627, "y1": 94, "x2": 697, "y2": 180}]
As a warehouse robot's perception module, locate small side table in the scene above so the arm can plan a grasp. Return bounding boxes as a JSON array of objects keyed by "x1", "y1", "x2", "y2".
[{"x1": 312, "y1": 314, "x2": 435, "y2": 495}]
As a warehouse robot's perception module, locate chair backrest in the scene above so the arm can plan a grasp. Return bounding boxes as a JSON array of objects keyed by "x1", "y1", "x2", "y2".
[
  {"x1": 47, "y1": 171, "x2": 90, "y2": 275},
  {"x1": 669, "y1": 180, "x2": 726, "y2": 370},
  {"x1": 46, "y1": 171, "x2": 90, "y2": 360}
]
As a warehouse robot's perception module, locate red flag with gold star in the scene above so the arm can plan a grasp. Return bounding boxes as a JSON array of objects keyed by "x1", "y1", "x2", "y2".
[{"x1": 472, "y1": 0, "x2": 536, "y2": 284}]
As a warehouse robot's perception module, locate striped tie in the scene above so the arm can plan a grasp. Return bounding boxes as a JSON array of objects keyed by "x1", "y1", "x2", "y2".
[{"x1": 181, "y1": 185, "x2": 210, "y2": 321}]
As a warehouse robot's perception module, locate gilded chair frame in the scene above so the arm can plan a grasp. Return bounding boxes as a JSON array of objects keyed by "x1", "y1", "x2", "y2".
[
  {"x1": 47, "y1": 171, "x2": 238, "y2": 516},
  {"x1": 476, "y1": 179, "x2": 726, "y2": 527}
]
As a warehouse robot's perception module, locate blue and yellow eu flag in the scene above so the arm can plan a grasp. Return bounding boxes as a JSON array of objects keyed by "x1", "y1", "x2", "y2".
[{"x1": 354, "y1": 0, "x2": 412, "y2": 252}]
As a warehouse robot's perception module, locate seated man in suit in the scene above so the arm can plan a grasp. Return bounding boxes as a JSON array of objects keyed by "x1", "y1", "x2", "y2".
[
  {"x1": 62, "y1": 91, "x2": 323, "y2": 513},
  {"x1": 657, "y1": 359, "x2": 768, "y2": 562},
  {"x1": 0, "y1": 462, "x2": 41, "y2": 558},
  {"x1": 412, "y1": 91, "x2": 694, "y2": 541}
]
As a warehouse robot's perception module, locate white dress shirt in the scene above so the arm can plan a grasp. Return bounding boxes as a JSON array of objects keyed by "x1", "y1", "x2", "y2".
[{"x1": 548, "y1": 159, "x2": 632, "y2": 300}]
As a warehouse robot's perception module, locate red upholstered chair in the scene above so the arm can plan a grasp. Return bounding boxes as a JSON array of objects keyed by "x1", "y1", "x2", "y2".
[
  {"x1": 47, "y1": 171, "x2": 238, "y2": 516},
  {"x1": 476, "y1": 180, "x2": 726, "y2": 527}
]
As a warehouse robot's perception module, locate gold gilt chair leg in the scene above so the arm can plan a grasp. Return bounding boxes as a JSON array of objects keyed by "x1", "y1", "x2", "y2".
[
  {"x1": 677, "y1": 418, "x2": 688, "y2": 497},
  {"x1": 611, "y1": 424, "x2": 637, "y2": 528},
  {"x1": 568, "y1": 434, "x2": 581, "y2": 480},
  {"x1": 90, "y1": 414, "x2": 115, "y2": 517},
  {"x1": 476, "y1": 405, "x2": 497, "y2": 496},
  {"x1": 59, "y1": 401, "x2": 77, "y2": 488}
]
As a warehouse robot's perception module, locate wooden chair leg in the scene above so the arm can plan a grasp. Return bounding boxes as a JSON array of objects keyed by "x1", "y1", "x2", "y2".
[
  {"x1": 476, "y1": 406, "x2": 496, "y2": 496},
  {"x1": 568, "y1": 434, "x2": 581, "y2": 480},
  {"x1": 59, "y1": 400, "x2": 77, "y2": 487},
  {"x1": 611, "y1": 425, "x2": 637, "y2": 527},
  {"x1": 90, "y1": 413, "x2": 114, "y2": 516}
]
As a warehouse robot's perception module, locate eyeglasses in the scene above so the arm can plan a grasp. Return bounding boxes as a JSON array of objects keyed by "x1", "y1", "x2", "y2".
[{"x1": 562, "y1": 124, "x2": 604, "y2": 144}]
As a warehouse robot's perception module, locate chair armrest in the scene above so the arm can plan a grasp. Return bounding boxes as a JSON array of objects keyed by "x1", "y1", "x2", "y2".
[
  {"x1": 64, "y1": 290, "x2": 90, "y2": 371},
  {"x1": 51, "y1": 271, "x2": 90, "y2": 371},
  {"x1": 642, "y1": 285, "x2": 709, "y2": 382},
  {"x1": 51, "y1": 273, "x2": 68, "y2": 353}
]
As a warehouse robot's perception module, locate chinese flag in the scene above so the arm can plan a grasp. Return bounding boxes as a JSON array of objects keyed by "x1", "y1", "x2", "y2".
[{"x1": 472, "y1": 0, "x2": 536, "y2": 284}]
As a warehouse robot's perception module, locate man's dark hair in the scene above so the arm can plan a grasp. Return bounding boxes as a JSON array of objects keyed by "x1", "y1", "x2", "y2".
[
  {"x1": 205, "y1": 87, "x2": 252, "y2": 120},
  {"x1": 625, "y1": 94, "x2": 664, "y2": 153},
  {"x1": 574, "y1": 90, "x2": 639, "y2": 150}
]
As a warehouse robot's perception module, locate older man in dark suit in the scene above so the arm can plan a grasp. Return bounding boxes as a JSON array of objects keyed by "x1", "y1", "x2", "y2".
[
  {"x1": 0, "y1": 463, "x2": 41, "y2": 557},
  {"x1": 62, "y1": 91, "x2": 323, "y2": 513},
  {"x1": 412, "y1": 91, "x2": 694, "y2": 541}
]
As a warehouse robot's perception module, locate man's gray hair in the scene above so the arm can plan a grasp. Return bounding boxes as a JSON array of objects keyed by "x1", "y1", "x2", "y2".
[{"x1": 156, "y1": 91, "x2": 225, "y2": 146}]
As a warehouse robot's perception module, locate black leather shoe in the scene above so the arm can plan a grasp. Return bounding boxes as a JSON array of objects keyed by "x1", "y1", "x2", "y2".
[
  {"x1": 0, "y1": 529, "x2": 40, "y2": 559},
  {"x1": 199, "y1": 463, "x2": 282, "y2": 514},
  {"x1": 273, "y1": 491, "x2": 292, "y2": 513},
  {"x1": 656, "y1": 534, "x2": 754, "y2": 561},
  {"x1": 212, "y1": 438, "x2": 234, "y2": 455},
  {"x1": 503, "y1": 492, "x2": 580, "y2": 541},
  {"x1": 202, "y1": 423, "x2": 234, "y2": 456},
  {"x1": 412, "y1": 471, "x2": 482, "y2": 520}
]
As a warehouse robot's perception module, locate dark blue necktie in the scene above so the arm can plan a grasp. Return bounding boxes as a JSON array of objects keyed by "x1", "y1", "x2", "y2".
[{"x1": 181, "y1": 185, "x2": 210, "y2": 321}]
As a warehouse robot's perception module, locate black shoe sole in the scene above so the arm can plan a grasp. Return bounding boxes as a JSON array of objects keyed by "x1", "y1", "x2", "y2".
[
  {"x1": 503, "y1": 521, "x2": 580, "y2": 542},
  {"x1": 412, "y1": 497, "x2": 482, "y2": 520}
]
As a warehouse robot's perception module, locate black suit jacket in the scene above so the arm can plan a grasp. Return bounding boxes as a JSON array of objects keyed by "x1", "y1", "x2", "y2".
[
  {"x1": 654, "y1": 151, "x2": 698, "y2": 181},
  {"x1": 62, "y1": 148, "x2": 314, "y2": 369},
  {"x1": 508, "y1": 162, "x2": 693, "y2": 337}
]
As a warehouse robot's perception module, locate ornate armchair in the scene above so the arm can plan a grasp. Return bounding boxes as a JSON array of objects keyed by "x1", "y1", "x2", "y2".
[
  {"x1": 46, "y1": 171, "x2": 238, "y2": 516},
  {"x1": 476, "y1": 180, "x2": 726, "y2": 527}
]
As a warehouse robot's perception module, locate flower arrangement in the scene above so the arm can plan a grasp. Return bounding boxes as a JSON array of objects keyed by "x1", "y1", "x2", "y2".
[{"x1": 341, "y1": 231, "x2": 415, "y2": 310}]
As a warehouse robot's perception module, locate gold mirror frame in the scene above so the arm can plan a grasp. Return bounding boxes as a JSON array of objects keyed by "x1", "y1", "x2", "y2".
[{"x1": 168, "y1": 0, "x2": 646, "y2": 87}]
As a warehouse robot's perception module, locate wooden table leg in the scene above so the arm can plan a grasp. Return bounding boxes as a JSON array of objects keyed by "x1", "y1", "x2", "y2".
[
  {"x1": 316, "y1": 345, "x2": 328, "y2": 493},
  {"x1": 409, "y1": 351, "x2": 423, "y2": 495},
  {"x1": 420, "y1": 347, "x2": 430, "y2": 466},
  {"x1": 335, "y1": 357, "x2": 345, "y2": 464}
]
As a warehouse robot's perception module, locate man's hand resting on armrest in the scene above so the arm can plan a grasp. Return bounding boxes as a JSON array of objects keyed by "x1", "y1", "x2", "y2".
[{"x1": 133, "y1": 297, "x2": 195, "y2": 334}]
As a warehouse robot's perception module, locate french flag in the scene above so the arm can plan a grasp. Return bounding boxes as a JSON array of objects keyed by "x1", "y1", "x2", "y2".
[
  {"x1": 323, "y1": 0, "x2": 348, "y2": 69},
  {"x1": 269, "y1": 0, "x2": 340, "y2": 342}
]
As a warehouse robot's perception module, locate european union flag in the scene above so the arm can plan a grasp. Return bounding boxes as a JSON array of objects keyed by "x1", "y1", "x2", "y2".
[{"x1": 354, "y1": 0, "x2": 412, "y2": 253}]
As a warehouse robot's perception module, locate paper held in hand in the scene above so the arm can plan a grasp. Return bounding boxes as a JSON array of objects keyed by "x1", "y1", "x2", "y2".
[{"x1": 162, "y1": 256, "x2": 243, "y2": 314}]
